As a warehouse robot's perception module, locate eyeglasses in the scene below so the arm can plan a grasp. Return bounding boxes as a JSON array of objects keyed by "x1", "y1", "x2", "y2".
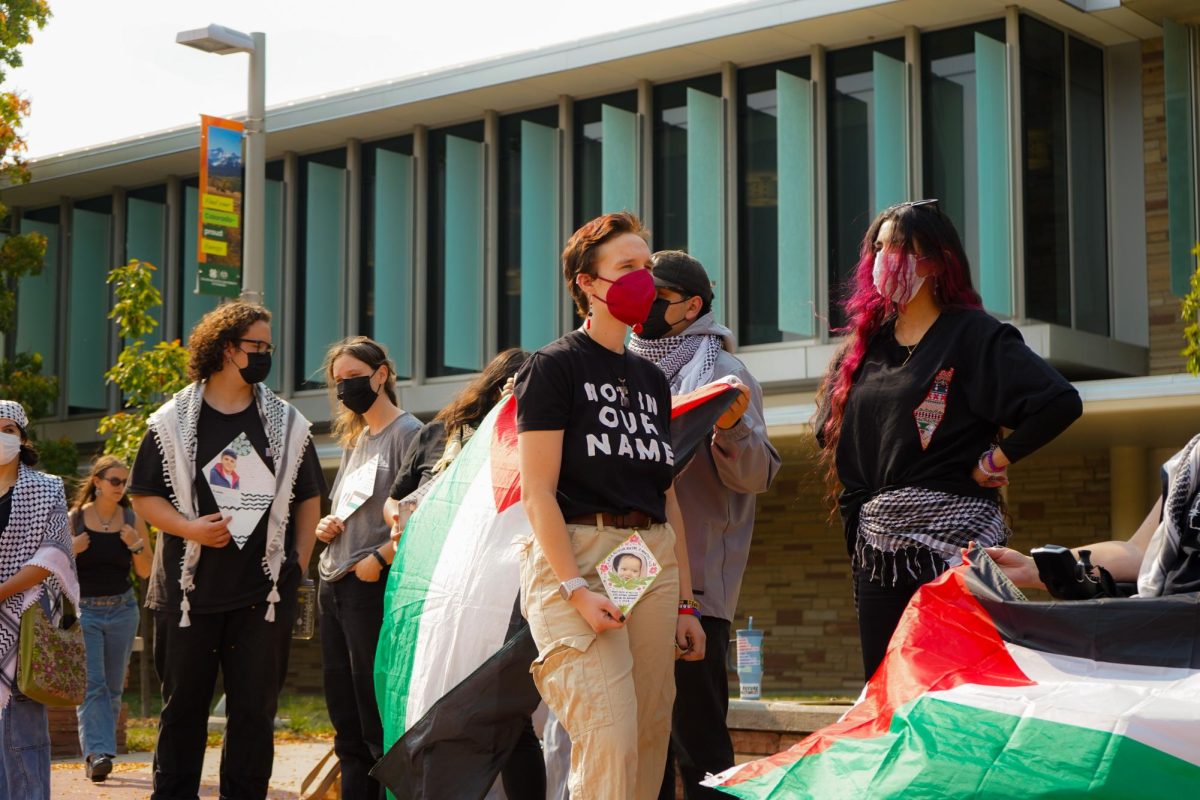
[
  {"x1": 235, "y1": 338, "x2": 275, "y2": 355},
  {"x1": 100, "y1": 476, "x2": 127, "y2": 488}
]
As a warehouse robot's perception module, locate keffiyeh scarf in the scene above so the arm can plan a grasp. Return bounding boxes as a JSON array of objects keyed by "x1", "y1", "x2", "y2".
[
  {"x1": 628, "y1": 329, "x2": 722, "y2": 394},
  {"x1": 148, "y1": 382, "x2": 311, "y2": 627},
  {"x1": 1138, "y1": 433, "x2": 1200, "y2": 597},
  {"x1": 855, "y1": 486, "x2": 1009, "y2": 586},
  {"x1": 0, "y1": 465, "x2": 78, "y2": 712}
]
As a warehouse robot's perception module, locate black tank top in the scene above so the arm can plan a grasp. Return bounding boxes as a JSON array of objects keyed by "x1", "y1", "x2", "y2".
[{"x1": 73, "y1": 506, "x2": 136, "y2": 598}]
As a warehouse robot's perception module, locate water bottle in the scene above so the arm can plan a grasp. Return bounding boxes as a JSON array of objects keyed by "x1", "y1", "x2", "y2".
[
  {"x1": 735, "y1": 616, "x2": 764, "y2": 700},
  {"x1": 292, "y1": 578, "x2": 316, "y2": 640}
]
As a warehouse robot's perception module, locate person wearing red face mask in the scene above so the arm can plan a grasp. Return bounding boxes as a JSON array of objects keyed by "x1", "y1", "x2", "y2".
[{"x1": 514, "y1": 211, "x2": 705, "y2": 800}]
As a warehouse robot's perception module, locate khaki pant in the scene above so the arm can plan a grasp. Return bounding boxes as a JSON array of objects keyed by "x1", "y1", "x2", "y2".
[{"x1": 520, "y1": 521, "x2": 680, "y2": 800}]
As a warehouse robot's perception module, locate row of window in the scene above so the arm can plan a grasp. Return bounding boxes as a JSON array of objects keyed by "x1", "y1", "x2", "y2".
[{"x1": 16, "y1": 14, "x2": 1111, "y2": 415}]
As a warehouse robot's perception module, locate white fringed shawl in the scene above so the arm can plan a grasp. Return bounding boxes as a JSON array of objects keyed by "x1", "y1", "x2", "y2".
[
  {"x1": 0, "y1": 466, "x2": 79, "y2": 712},
  {"x1": 147, "y1": 382, "x2": 311, "y2": 626}
]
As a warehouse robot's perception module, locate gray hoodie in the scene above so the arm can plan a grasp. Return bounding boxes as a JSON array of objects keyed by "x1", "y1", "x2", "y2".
[{"x1": 659, "y1": 314, "x2": 782, "y2": 622}]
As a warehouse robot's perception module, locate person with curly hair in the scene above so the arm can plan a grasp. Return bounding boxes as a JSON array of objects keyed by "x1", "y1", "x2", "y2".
[{"x1": 128, "y1": 302, "x2": 326, "y2": 800}]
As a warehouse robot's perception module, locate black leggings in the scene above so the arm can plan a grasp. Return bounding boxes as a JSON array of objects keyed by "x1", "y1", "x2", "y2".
[{"x1": 854, "y1": 548, "x2": 947, "y2": 681}]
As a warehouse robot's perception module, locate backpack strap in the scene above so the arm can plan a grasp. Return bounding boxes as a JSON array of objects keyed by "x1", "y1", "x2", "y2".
[
  {"x1": 68, "y1": 508, "x2": 86, "y2": 535},
  {"x1": 123, "y1": 505, "x2": 137, "y2": 528}
]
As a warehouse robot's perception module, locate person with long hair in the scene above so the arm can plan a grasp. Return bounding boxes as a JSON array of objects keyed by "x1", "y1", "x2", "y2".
[
  {"x1": 515, "y1": 211, "x2": 705, "y2": 800},
  {"x1": 382, "y1": 347, "x2": 545, "y2": 798},
  {"x1": 814, "y1": 200, "x2": 1082, "y2": 681},
  {"x1": 0, "y1": 400, "x2": 78, "y2": 800},
  {"x1": 69, "y1": 455, "x2": 152, "y2": 782},
  {"x1": 315, "y1": 336, "x2": 420, "y2": 800},
  {"x1": 385, "y1": 348, "x2": 530, "y2": 511},
  {"x1": 128, "y1": 302, "x2": 325, "y2": 800}
]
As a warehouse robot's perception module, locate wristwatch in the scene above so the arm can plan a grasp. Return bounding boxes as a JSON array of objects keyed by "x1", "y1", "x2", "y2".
[
  {"x1": 558, "y1": 577, "x2": 589, "y2": 601},
  {"x1": 128, "y1": 541, "x2": 145, "y2": 555}
]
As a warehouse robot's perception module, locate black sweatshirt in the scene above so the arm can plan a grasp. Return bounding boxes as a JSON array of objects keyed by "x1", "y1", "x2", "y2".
[{"x1": 820, "y1": 309, "x2": 1082, "y2": 518}]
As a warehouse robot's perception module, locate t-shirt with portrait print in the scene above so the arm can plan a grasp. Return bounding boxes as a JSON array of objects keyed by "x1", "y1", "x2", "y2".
[{"x1": 515, "y1": 329, "x2": 674, "y2": 522}]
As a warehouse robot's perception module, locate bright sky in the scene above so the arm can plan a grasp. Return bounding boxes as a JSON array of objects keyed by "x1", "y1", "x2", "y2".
[{"x1": 11, "y1": 0, "x2": 745, "y2": 159}]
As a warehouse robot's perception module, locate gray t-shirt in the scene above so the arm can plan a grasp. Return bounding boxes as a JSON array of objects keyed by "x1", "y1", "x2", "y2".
[{"x1": 319, "y1": 412, "x2": 421, "y2": 582}]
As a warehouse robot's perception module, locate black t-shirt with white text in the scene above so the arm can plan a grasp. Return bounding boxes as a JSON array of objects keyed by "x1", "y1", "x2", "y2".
[
  {"x1": 515, "y1": 329, "x2": 674, "y2": 521},
  {"x1": 129, "y1": 400, "x2": 325, "y2": 614}
]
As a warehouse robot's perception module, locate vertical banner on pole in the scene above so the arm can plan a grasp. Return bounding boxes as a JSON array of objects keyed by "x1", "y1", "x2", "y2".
[{"x1": 197, "y1": 114, "x2": 245, "y2": 297}]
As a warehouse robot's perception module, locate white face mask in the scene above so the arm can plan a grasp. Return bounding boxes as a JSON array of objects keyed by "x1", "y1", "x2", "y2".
[
  {"x1": 872, "y1": 250, "x2": 926, "y2": 305},
  {"x1": 0, "y1": 432, "x2": 21, "y2": 465}
]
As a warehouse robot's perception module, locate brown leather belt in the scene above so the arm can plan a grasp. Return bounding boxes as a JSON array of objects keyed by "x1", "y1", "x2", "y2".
[{"x1": 565, "y1": 511, "x2": 661, "y2": 530}]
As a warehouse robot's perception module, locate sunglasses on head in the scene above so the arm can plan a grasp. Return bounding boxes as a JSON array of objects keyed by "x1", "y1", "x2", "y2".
[
  {"x1": 887, "y1": 198, "x2": 940, "y2": 212},
  {"x1": 99, "y1": 476, "x2": 127, "y2": 488}
]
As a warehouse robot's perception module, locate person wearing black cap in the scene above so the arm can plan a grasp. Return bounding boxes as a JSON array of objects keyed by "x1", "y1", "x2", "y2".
[{"x1": 629, "y1": 250, "x2": 782, "y2": 799}]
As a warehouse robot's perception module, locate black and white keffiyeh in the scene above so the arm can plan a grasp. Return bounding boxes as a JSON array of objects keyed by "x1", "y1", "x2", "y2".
[
  {"x1": 629, "y1": 324, "x2": 722, "y2": 394},
  {"x1": 1138, "y1": 433, "x2": 1200, "y2": 597},
  {"x1": 148, "y1": 381, "x2": 311, "y2": 627},
  {"x1": 0, "y1": 465, "x2": 79, "y2": 712},
  {"x1": 855, "y1": 486, "x2": 1008, "y2": 585}
]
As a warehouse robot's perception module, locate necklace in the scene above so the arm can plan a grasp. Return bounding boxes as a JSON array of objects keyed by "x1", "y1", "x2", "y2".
[
  {"x1": 582, "y1": 328, "x2": 631, "y2": 408},
  {"x1": 95, "y1": 505, "x2": 120, "y2": 531},
  {"x1": 900, "y1": 342, "x2": 918, "y2": 367}
]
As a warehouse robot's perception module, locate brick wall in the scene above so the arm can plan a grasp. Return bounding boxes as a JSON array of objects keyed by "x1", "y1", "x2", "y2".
[
  {"x1": 1143, "y1": 37, "x2": 1189, "y2": 376},
  {"x1": 731, "y1": 440, "x2": 1111, "y2": 693}
]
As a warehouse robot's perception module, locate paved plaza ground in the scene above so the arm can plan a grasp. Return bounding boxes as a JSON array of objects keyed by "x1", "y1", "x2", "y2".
[{"x1": 50, "y1": 741, "x2": 332, "y2": 800}]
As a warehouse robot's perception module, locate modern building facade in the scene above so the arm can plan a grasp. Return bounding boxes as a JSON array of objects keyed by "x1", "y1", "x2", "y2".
[{"x1": 8, "y1": 0, "x2": 1200, "y2": 690}]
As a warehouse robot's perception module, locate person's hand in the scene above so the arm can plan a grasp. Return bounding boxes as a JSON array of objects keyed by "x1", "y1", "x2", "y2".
[
  {"x1": 186, "y1": 513, "x2": 232, "y2": 548},
  {"x1": 390, "y1": 502, "x2": 415, "y2": 547},
  {"x1": 676, "y1": 614, "x2": 706, "y2": 661},
  {"x1": 315, "y1": 515, "x2": 345, "y2": 543},
  {"x1": 353, "y1": 553, "x2": 384, "y2": 583},
  {"x1": 569, "y1": 589, "x2": 625, "y2": 633},
  {"x1": 984, "y1": 546, "x2": 1042, "y2": 589},
  {"x1": 502, "y1": 376, "x2": 516, "y2": 396},
  {"x1": 118, "y1": 523, "x2": 141, "y2": 549},
  {"x1": 972, "y1": 462, "x2": 1009, "y2": 488},
  {"x1": 72, "y1": 532, "x2": 90, "y2": 555},
  {"x1": 716, "y1": 383, "x2": 751, "y2": 430}
]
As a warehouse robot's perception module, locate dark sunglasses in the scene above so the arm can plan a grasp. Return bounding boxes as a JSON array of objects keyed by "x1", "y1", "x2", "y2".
[
  {"x1": 235, "y1": 338, "x2": 275, "y2": 355},
  {"x1": 99, "y1": 476, "x2": 127, "y2": 488}
]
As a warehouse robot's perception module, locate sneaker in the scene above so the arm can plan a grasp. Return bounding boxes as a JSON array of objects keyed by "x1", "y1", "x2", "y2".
[{"x1": 86, "y1": 753, "x2": 113, "y2": 782}]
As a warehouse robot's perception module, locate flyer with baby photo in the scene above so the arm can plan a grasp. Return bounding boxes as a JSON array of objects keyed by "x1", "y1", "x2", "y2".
[
  {"x1": 203, "y1": 432, "x2": 275, "y2": 549},
  {"x1": 597, "y1": 533, "x2": 660, "y2": 615}
]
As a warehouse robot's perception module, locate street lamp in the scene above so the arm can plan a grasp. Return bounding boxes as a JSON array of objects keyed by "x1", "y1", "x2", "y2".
[{"x1": 177, "y1": 24, "x2": 267, "y2": 305}]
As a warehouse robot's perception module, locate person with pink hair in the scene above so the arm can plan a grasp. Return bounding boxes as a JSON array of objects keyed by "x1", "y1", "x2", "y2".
[{"x1": 814, "y1": 200, "x2": 1081, "y2": 681}]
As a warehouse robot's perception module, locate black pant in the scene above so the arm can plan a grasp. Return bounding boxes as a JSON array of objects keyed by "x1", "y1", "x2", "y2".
[
  {"x1": 152, "y1": 592, "x2": 297, "y2": 800},
  {"x1": 854, "y1": 564, "x2": 932, "y2": 682},
  {"x1": 320, "y1": 573, "x2": 387, "y2": 800},
  {"x1": 659, "y1": 617, "x2": 734, "y2": 800}
]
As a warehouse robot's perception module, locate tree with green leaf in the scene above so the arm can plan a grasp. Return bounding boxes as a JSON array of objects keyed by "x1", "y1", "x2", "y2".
[
  {"x1": 1182, "y1": 244, "x2": 1200, "y2": 377},
  {"x1": 0, "y1": 1, "x2": 61, "y2": 468},
  {"x1": 99, "y1": 259, "x2": 190, "y2": 465}
]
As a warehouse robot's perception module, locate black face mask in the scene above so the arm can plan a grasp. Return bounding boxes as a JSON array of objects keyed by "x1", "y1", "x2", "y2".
[
  {"x1": 638, "y1": 297, "x2": 691, "y2": 340},
  {"x1": 337, "y1": 372, "x2": 379, "y2": 415},
  {"x1": 239, "y1": 352, "x2": 272, "y2": 385}
]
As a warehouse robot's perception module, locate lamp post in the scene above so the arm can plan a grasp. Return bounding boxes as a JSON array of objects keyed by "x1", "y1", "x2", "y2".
[{"x1": 177, "y1": 24, "x2": 267, "y2": 305}]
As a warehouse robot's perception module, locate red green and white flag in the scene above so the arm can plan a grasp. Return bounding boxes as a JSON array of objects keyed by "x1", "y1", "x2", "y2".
[{"x1": 705, "y1": 545, "x2": 1200, "y2": 799}]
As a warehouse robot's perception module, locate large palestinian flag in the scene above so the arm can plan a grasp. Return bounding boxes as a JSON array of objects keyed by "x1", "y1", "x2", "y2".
[
  {"x1": 373, "y1": 380, "x2": 740, "y2": 799},
  {"x1": 705, "y1": 544, "x2": 1200, "y2": 799}
]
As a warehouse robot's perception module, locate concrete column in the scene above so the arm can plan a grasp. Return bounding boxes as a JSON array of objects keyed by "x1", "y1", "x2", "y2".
[{"x1": 1109, "y1": 445, "x2": 1148, "y2": 538}]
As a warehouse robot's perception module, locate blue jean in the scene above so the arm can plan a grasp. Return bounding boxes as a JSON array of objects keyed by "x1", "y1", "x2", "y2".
[
  {"x1": 76, "y1": 589, "x2": 140, "y2": 758},
  {"x1": 0, "y1": 692, "x2": 50, "y2": 799}
]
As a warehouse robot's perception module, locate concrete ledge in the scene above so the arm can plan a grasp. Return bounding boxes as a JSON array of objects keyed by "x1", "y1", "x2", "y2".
[{"x1": 728, "y1": 699, "x2": 848, "y2": 733}]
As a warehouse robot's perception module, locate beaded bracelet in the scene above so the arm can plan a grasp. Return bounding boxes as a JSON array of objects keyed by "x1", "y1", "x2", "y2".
[{"x1": 978, "y1": 447, "x2": 1005, "y2": 478}]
